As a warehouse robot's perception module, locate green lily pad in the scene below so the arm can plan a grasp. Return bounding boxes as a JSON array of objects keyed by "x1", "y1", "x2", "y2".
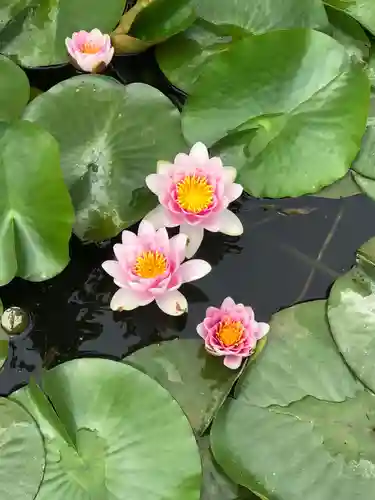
[
  {"x1": 0, "y1": 55, "x2": 29, "y2": 121},
  {"x1": 324, "y1": 0, "x2": 375, "y2": 36},
  {"x1": 23, "y1": 75, "x2": 186, "y2": 241},
  {"x1": 126, "y1": 338, "x2": 258, "y2": 435},
  {"x1": 199, "y1": 436, "x2": 257, "y2": 500},
  {"x1": 0, "y1": 0, "x2": 127, "y2": 67},
  {"x1": 312, "y1": 171, "x2": 360, "y2": 198},
  {"x1": 328, "y1": 237, "x2": 375, "y2": 393},
  {"x1": 352, "y1": 92, "x2": 375, "y2": 179},
  {"x1": 183, "y1": 30, "x2": 369, "y2": 198},
  {"x1": 156, "y1": 20, "x2": 235, "y2": 94},
  {"x1": 326, "y1": 5, "x2": 370, "y2": 61},
  {"x1": 193, "y1": 0, "x2": 328, "y2": 35},
  {"x1": 368, "y1": 48, "x2": 375, "y2": 86},
  {"x1": 210, "y1": 301, "x2": 375, "y2": 500},
  {"x1": 353, "y1": 171, "x2": 375, "y2": 199},
  {"x1": 0, "y1": 298, "x2": 8, "y2": 369},
  {"x1": 11, "y1": 358, "x2": 201, "y2": 500},
  {"x1": 0, "y1": 120, "x2": 74, "y2": 285},
  {"x1": 0, "y1": 397, "x2": 45, "y2": 500},
  {"x1": 130, "y1": 0, "x2": 196, "y2": 43}
]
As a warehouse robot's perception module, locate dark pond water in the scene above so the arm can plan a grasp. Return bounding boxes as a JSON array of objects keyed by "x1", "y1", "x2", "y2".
[{"x1": 1, "y1": 49, "x2": 374, "y2": 397}]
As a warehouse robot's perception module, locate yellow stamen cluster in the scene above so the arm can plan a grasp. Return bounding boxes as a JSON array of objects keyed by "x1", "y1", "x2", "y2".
[
  {"x1": 176, "y1": 175, "x2": 214, "y2": 213},
  {"x1": 81, "y1": 43, "x2": 101, "y2": 54},
  {"x1": 216, "y1": 318, "x2": 244, "y2": 347},
  {"x1": 133, "y1": 251, "x2": 167, "y2": 279}
]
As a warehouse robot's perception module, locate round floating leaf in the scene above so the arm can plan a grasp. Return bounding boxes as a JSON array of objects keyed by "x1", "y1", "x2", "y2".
[
  {"x1": 183, "y1": 30, "x2": 370, "y2": 198},
  {"x1": 126, "y1": 338, "x2": 260, "y2": 435},
  {"x1": 193, "y1": 0, "x2": 328, "y2": 35},
  {"x1": 312, "y1": 171, "x2": 360, "y2": 198},
  {"x1": 0, "y1": 397, "x2": 45, "y2": 500},
  {"x1": 23, "y1": 75, "x2": 186, "y2": 241},
  {"x1": 324, "y1": 0, "x2": 375, "y2": 36},
  {"x1": 326, "y1": 5, "x2": 369, "y2": 61},
  {"x1": 199, "y1": 437, "x2": 257, "y2": 500},
  {"x1": 12, "y1": 358, "x2": 201, "y2": 500},
  {"x1": 0, "y1": 121, "x2": 74, "y2": 285},
  {"x1": 130, "y1": 0, "x2": 196, "y2": 43},
  {"x1": 328, "y1": 237, "x2": 375, "y2": 393},
  {"x1": 156, "y1": 21, "x2": 235, "y2": 93},
  {"x1": 352, "y1": 93, "x2": 375, "y2": 179},
  {"x1": 0, "y1": 0, "x2": 127, "y2": 67},
  {"x1": 210, "y1": 301, "x2": 375, "y2": 500},
  {"x1": 0, "y1": 55, "x2": 29, "y2": 121},
  {"x1": 0, "y1": 298, "x2": 9, "y2": 369}
]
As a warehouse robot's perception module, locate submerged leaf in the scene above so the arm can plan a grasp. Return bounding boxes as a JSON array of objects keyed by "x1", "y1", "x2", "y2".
[
  {"x1": 211, "y1": 301, "x2": 375, "y2": 500},
  {"x1": 23, "y1": 75, "x2": 186, "y2": 241},
  {"x1": 324, "y1": 0, "x2": 375, "y2": 36},
  {"x1": 11, "y1": 358, "x2": 201, "y2": 500}
]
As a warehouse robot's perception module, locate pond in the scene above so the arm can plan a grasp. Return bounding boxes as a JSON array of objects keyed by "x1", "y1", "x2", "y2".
[{"x1": 1, "y1": 1, "x2": 375, "y2": 500}]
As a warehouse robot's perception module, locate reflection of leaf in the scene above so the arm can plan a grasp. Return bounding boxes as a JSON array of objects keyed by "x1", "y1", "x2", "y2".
[
  {"x1": 211, "y1": 301, "x2": 375, "y2": 500},
  {"x1": 183, "y1": 30, "x2": 369, "y2": 198},
  {"x1": 328, "y1": 236, "x2": 375, "y2": 393},
  {"x1": 126, "y1": 338, "x2": 254, "y2": 434},
  {"x1": 0, "y1": 0, "x2": 127, "y2": 67},
  {"x1": 24, "y1": 75, "x2": 186, "y2": 241},
  {"x1": 12, "y1": 358, "x2": 201, "y2": 500},
  {"x1": 0, "y1": 397, "x2": 45, "y2": 500}
]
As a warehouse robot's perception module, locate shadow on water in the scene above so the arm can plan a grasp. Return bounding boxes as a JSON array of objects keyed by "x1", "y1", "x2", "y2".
[{"x1": 1, "y1": 40, "x2": 374, "y2": 395}]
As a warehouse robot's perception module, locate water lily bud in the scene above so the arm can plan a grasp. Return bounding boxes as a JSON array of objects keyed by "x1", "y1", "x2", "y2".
[{"x1": 65, "y1": 29, "x2": 114, "y2": 73}]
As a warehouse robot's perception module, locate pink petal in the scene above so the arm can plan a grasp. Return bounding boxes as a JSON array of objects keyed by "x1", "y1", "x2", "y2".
[
  {"x1": 169, "y1": 233, "x2": 187, "y2": 264},
  {"x1": 256, "y1": 322, "x2": 270, "y2": 340},
  {"x1": 155, "y1": 227, "x2": 170, "y2": 253},
  {"x1": 146, "y1": 173, "x2": 166, "y2": 196},
  {"x1": 102, "y1": 260, "x2": 125, "y2": 282},
  {"x1": 225, "y1": 183, "x2": 243, "y2": 203},
  {"x1": 122, "y1": 230, "x2": 138, "y2": 246},
  {"x1": 145, "y1": 205, "x2": 176, "y2": 229},
  {"x1": 73, "y1": 53, "x2": 103, "y2": 73},
  {"x1": 223, "y1": 167, "x2": 237, "y2": 184},
  {"x1": 217, "y1": 209, "x2": 243, "y2": 236},
  {"x1": 110, "y1": 288, "x2": 152, "y2": 311},
  {"x1": 180, "y1": 224, "x2": 204, "y2": 258},
  {"x1": 223, "y1": 355, "x2": 242, "y2": 370},
  {"x1": 179, "y1": 259, "x2": 211, "y2": 283},
  {"x1": 157, "y1": 161, "x2": 174, "y2": 175},
  {"x1": 174, "y1": 153, "x2": 191, "y2": 168},
  {"x1": 221, "y1": 297, "x2": 236, "y2": 310},
  {"x1": 189, "y1": 142, "x2": 209, "y2": 164},
  {"x1": 196, "y1": 323, "x2": 207, "y2": 339},
  {"x1": 138, "y1": 219, "x2": 156, "y2": 240},
  {"x1": 156, "y1": 290, "x2": 187, "y2": 316}
]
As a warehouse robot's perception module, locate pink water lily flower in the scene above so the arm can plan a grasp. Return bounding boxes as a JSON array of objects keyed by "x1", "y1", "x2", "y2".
[
  {"x1": 197, "y1": 297, "x2": 269, "y2": 369},
  {"x1": 145, "y1": 142, "x2": 243, "y2": 258},
  {"x1": 65, "y1": 29, "x2": 114, "y2": 73},
  {"x1": 102, "y1": 220, "x2": 211, "y2": 316}
]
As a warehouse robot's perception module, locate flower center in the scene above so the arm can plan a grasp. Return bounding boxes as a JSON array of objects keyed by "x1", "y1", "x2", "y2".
[
  {"x1": 176, "y1": 175, "x2": 214, "y2": 213},
  {"x1": 133, "y1": 251, "x2": 167, "y2": 279},
  {"x1": 216, "y1": 318, "x2": 244, "y2": 347},
  {"x1": 81, "y1": 43, "x2": 101, "y2": 54}
]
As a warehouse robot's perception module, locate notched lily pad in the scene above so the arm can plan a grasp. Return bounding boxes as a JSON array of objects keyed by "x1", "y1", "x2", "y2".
[
  {"x1": 11, "y1": 358, "x2": 201, "y2": 500},
  {"x1": 211, "y1": 301, "x2": 375, "y2": 500}
]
